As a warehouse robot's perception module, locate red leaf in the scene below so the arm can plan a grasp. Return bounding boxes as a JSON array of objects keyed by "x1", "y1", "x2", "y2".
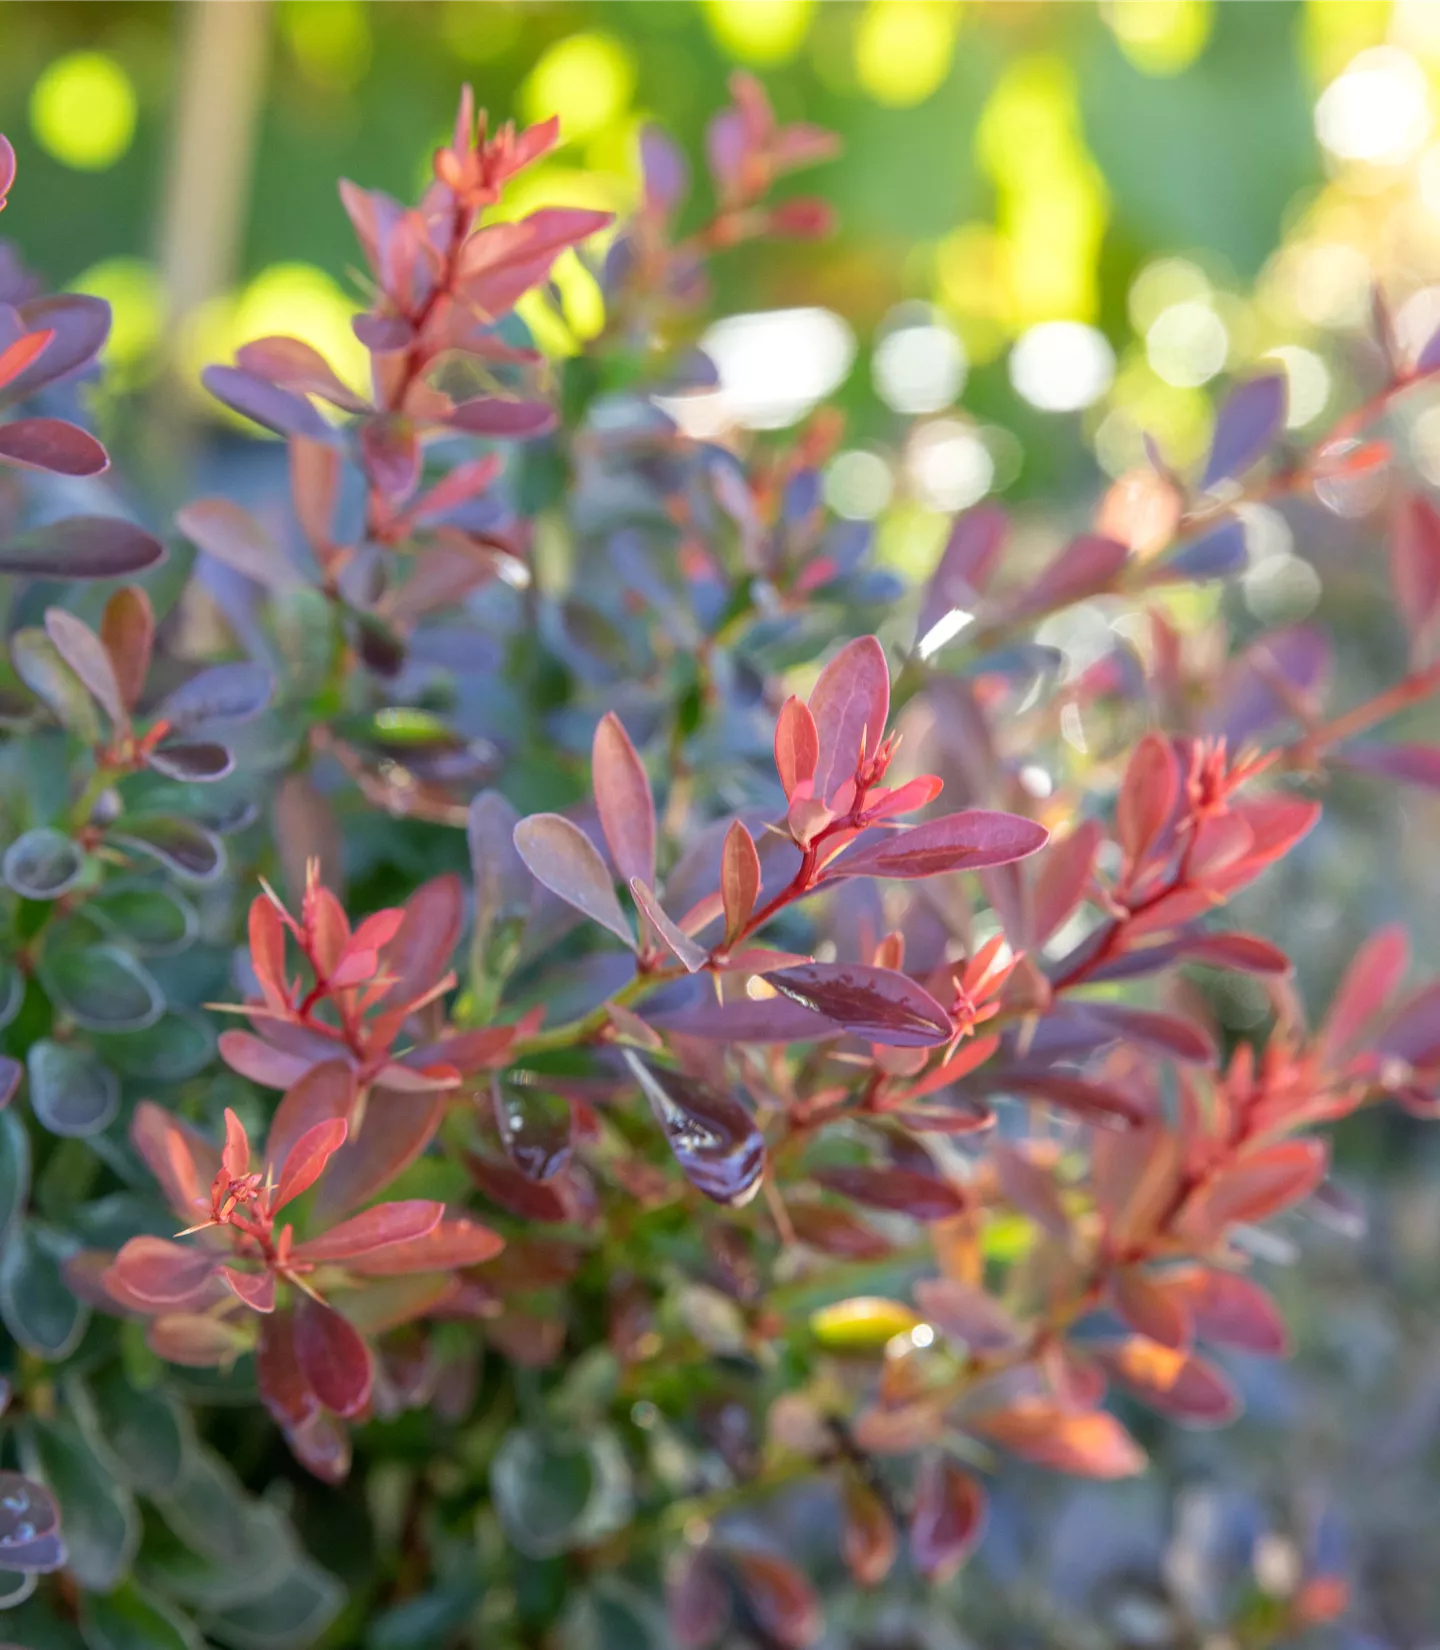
[
  {"x1": 827, "y1": 810, "x2": 1049, "y2": 881},
  {"x1": 1032, "y1": 820, "x2": 1101, "y2": 946},
  {"x1": 623, "y1": 1050, "x2": 766, "y2": 1206},
  {"x1": 106, "y1": 1238, "x2": 217, "y2": 1307},
  {"x1": 10, "y1": 295, "x2": 109, "y2": 397},
  {"x1": 1167, "y1": 1266, "x2": 1288, "y2": 1355},
  {"x1": 1117, "y1": 732, "x2": 1179, "y2": 868},
  {"x1": 0, "y1": 515, "x2": 164, "y2": 579},
  {"x1": 0, "y1": 327, "x2": 54, "y2": 394},
  {"x1": 720, "y1": 820, "x2": 761, "y2": 947},
  {"x1": 1174, "y1": 1139, "x2": 1329, "y2": 1246},
  {"x1": 773, "y1": 696, "x2": 819, "y2": 802},
  {"x1": 273, "y1": 1118, "x2": 348, "y2": 1210},
  {"x1": 1202, "y1": 372, "x2": 1286, "y2": 488},
  {"x1": 1111, "y1": 1268, "x2": 1192, "y2": 1350},
  {"x1": 99, "y1": 586, "x2": 154, "y2": 714},
  {"x1": 807, "y1": 634, "x2": 890, "y2": 804},
  {"x1": 992, "y1": 1142, "x2": 1070, "y2": 1238},
  {"x1": 221, "y1": 1107, "x2": 250, "y2": 1178},
  {"x1": 1093, "y1": 1337, "x2": 1240, "y2": 1426},
  {"x1": 766, "y1": 962, "x2": 953, "y2": 1047},
  {"x1": 592, "y1": 711, "x2": 657, "y2": 888},
  {"x1": 1322, "y1": 923, "x2": 1409, "y2": 1060},
  {"x1": 969, "y1": 1401, "x2": 1147, "y2": 1477},
  {"x1": 290, "y1": 1199, "x2": 443, "y2": 1264},
  {"x1": 1177, "y1": 931, "x2": 1292, "y2": 976},
  {"x1": 841, "y1": 1478, "x2": 897, "y2": 1586},
  {"x1": 221, "y1": 1266, "x2": 276, "y2": 1313},
  {"x1": 646, "y1": 994, "x2": 840, "y2": 1043},
  {"x1": 726, "y1": 1549, "x2": 821, "y2": 1650},
  {"x1": 256, "y1": 1310, "x2": 317, "y2": 1427},
  {"x1": 513, "y1": 814, "x2": 635, "y2": 948},
  {"x1": 0, "y1": 417, "x2": 107, "y2": 476},
  {"x1": 788, "y1": 1202, "x2": 891, "y2": 1259},
  {"x1": 910, "y1": 1457, "x2": 986, "y2": 1582},
  {"x1": 218, "y1": 1030, "x2": 315, "y2": 1091},
  {"x1": 293, "y1": 1296, "x2": 373, "y2": 1417},
  {"x1": 1005, "y1": 1072, "x2": 1151, "y2": 1127},
  {"x1": 175, "y1": 497, "x2": 297, "y2": 591},
  {"x1": 667, "y1": 1549, "x2": 730, "y2": 1650},
  {"x1": 913, "y1": 1277, "x2": 1021, "y2": 1352},
  {"x1": 343, "y1": 1218, "x2": 504, "y2": 1274},
  {"x1": 43, "y1": 607, "x2": 125, "y2": 725},
  {"x1": 1391, "y1": 494, "x2": 1440, "y2": 648},
  {"x1": 378, "y1": 874, "x2": 464, "y2": 1010},
  {"x1": 148, "y1": 1313, "x2": 250, "y2": 1368},
  {"x1": 813, "y1": 1164, "x2": 965, "y2": 1221},
  {"x1": 1079, "y1": 1003, "x2": 1216, "y2": 1065},
  {"x1": 630, "y1": 879, "x2": 708, "y2": 971},
  {"x1": 312, "y1": 1089, "x2": 446, "y2": 1220},
  {"x1": 131, "y1": 1101, "x2": 211, "y2": 1220}
]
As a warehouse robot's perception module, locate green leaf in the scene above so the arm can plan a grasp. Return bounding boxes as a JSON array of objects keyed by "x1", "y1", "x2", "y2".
[
  {"x1": 70, "y1": 1369, "x2": 189, "y2": 1495},
  {"x1": 199, "y1": 1558, "x2": 343, "y2": 1650},
  {"x1": 0, "y1": 1222, "x2": 87, "y2": 1359},
  {"x1": 20, "y1": 1419, "x2": 138, "y2": 1592},
  {"x1": 151, "y1": 1450, "x2": 294, "y2": 1609},
  {"x1": 10, "y1": 629, "x2": 101, "y2": 742},
  {"x1": 86, "y1": 883, "x2": 197, "y2": 955},
  {"x1": 490, "y1": 1428, "x2": 633, "y2": 1560},
  {"x1": 0, "y1": 960, "x2": 22, "y2": 1031},
  {"x1": 0, "y1": 1110, "x2": 30, "y2": 1237},
  {"x1": 97, "y1": 1013, "x2": 215, "y2": 1081},
  {"x1": 2, "y1": 828, "x2": 84, "y2": 900},
  {"x1": 81, "y1": 1583, "x2": 203, "y2": 1650},
  {"x1": 40, "y1": 943, "x2": 164, "y2": 1032},
  {"x1": 27, "y1": 1040, "x2": 119, "y2": 1137}
]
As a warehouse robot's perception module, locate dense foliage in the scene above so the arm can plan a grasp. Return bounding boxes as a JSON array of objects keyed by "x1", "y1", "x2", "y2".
[{"x1": 0, "y1": 77, "x2": 1438, "y2": 1649}]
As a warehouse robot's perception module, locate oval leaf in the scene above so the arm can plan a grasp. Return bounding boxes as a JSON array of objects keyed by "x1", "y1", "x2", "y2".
[
  {"x1": 27, "y1": 1040, "x2": 118, "y2": 1137},
  {"x1": 827, "y1": 811, "x2": 1049, "y2": 882},
  {"x1": 0, "y1": 515, "x2": 163, "y2": 579},
  {"x1": 513, "y1": 813, "x2": 635, "y2": 948},
  {"x1": 765, "y1": 962, "x2": 953, "y2": 1047},
  {"x1": 2, "y1": 828, "x2": 84, "y2": 900},
  {"x1": 40, "y1": 943, "x2": 163, "y2": 1032}
]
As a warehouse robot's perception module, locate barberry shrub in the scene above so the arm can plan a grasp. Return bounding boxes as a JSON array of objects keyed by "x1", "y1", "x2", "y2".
[{"x1": 0, "y1": 78, "x2": 1436, "y2": 1649}]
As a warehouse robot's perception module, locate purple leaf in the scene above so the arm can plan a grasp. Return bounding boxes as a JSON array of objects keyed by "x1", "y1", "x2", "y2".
[
  {"x1": 644, "y1": 995, "x2": 842, "y2": 1043},
  {"x1": 144, "y1": 740, "x2": 234, "y2": 782},
  {"x1": 513, "y1": 813, "x2": 635, "y2": 948},
  {"x1": 445, "y1": 396, "x2": 556, "y2": 438},
  {"x1": 827, "y1": 811, "x2": 1048, "y2": 881},
  {"x1": 1011, "y1": 534, "x2": 1128, "y2": 619},
  {"x1": 492, "y1": 1075, "x2": 573, "y2": 1182},
  {"x1": 808, "y1": 635, "x2": 890, "y2": 804},
  {"x1": 7, "y1": 294, "x2": 110, "y2": 400},
  {"x1": 1202, "y1": 372, "x2": 1286, "y2": 490},
  {"x1": 765, "y1": 962, "x2": 954, "y2": 1047},
  {"x1": 43, "y1": 608, "x2": 124, "y2": 724},
  {"x1": 623, "y1": 1050, "x2": 766, "y2": 1206},
  {"x1": 0, "y1": 515, "x2": 163, "y2": 579},
  {"x1": 108, "y1": 814, "x2": 224, "y2": 883},
  {"x1": 1336, "y1": 741, "x2": 1440, "y2": 790},
  {"x1": 641, "y1": 123, "x2": 689, "y2": 212},
  {"x1": 593, "y1": 711, "x2": 656, "y2": 887},
  {"x1": 158, "y1": 661, "x2": 273, "y2": 730},
  {"x1": 0, "y1": 417, "x2": 107, "y2": 476},
  {"x1": 234, "y1": 334, "x2": 369, "y2": 411},
  {"x1": 1074, "y1": 1002, "x2": 1216, "y2": 1064},
  {"x1": 201, "y1": 364, "x2": 335, "y2": 441},
  {"x1": 1148, "y1": 518, "x2": 1248, "y2": 584},
  {"x1": 916, "y1": 504, "x2": 1007, "y2": 649},
  {"x1": 175, "y1": 497, "x2": 298, "y2": 591}
]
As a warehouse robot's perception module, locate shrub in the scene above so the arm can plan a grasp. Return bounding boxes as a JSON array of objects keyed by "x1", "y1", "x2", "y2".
[{"x1": 0, "y1": 79, "x2": 1436, "y2": 1649}]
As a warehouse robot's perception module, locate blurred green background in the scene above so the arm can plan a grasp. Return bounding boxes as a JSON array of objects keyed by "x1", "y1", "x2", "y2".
[{"x1": 5, "y1": 4, "x2": 1440, "y2": 1643}]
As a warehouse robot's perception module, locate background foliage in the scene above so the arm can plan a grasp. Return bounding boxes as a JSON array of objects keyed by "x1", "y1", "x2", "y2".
[{"x1": 1, "y1": 4, "x2": 1440, "y2": 1649}]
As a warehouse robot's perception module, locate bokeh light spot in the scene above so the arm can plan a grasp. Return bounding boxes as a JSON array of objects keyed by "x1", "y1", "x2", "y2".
[
  {"x1": 1315, "y1": 46, "x2": 1431, "y2": 166},
  {"x1": 701, "y1": 0, "x2": 816, "y2": 65},
  {"x1": 907, "y1": 419, "x2": 994, "y2": 512},
  {"x1": 280, "y1": 0, "x2": 373, "y2": 90},
  {"x1": 30, "y1": 52, "x2": 137, "y2": 173},
  {"x1": 1104, "y1": 0, "x2": 1213, "y2": 76},
  {"x1": 69, "y1": 258, "x2": 163, "y2": 382},
  {"x1": 1264, "y1": 345, "x2": 1331, "y2": 427},
  {"x1": 855, "y1": 1, "x2": 958, "y2": 108},
  {"x1": 1010, "y1": 321, "x2": 1115, "y2": 412},
  {"x1": 873, "y1": 310, "x2": 968, "y2": 414},
  {"x1": 1146, "y1": 300, "x2": 1229, "y2": 387},
  {"x1": 522, "y1": 34, "x2": 636, "y2": 143}
]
